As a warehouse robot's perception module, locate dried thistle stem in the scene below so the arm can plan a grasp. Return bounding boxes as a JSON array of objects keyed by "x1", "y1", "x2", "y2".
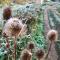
[
  {"x1": 45, "y1": 41, "x2": 53, "y2": 59},
  {"x1": 13, "y1": 36, "x2": 17, "y2": 60}
]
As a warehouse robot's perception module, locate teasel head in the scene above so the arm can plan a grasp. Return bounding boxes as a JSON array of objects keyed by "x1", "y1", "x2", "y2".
[
  {"x1": 27, "y1": 41, "x2": 35, "y2": 52},
  {"x1": 3, "y1": 7, "x2": 12, "y2": 20},
  {"x1": 20, "y1": 49, "x2": 32, "y2": 60},
  {"x1": 47, "y1": 30, "x2": 58, "y2": 42},
  {"x1": 2, "y1": 18, "x2": 26, "y2": 37},
  {"x1": 45, "y1": 29, "x2": 58, "y2": 59},
  {"x1": 35, "y1": 49, "x2": 44, "y2": 60}
]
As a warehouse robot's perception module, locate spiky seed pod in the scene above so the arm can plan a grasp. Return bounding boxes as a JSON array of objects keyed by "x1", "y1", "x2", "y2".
[
  {"x1": 47, "y1": 30, "x2": 58, "y2": 41},
  {"x1": 27, "y1": 41, "x2": 35, "y2": 50},
  {"x1": 3, "y1": 7, "x2": 12, "y2": 20},
  {"x1": 20, "y1": 49, "x2": 32, "y2": 60},
  {"x1": 35, "y1": 49, "x2": 44, "y2": 60},
  {"x1": 2, "y1": 18, "x2": 27, "y2": 37}
]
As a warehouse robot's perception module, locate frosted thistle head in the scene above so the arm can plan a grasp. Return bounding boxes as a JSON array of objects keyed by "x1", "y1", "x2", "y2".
[
  {"x1": 35, "y1": 49, "x2": 44, "y2": 60},
  {"x1": 2, "y1": 18, "x2": 25, "y2": 37},
  {"x1": 3, "y1": 7, "x2": 12, "y2": 20},
  {"x1": 47, "y1": 30, "x2": 58, "y2": 41},
  {"x1": 20, "y1": 49, "x2": 32, "y2": 60},
  {"x1": 27, "y1": 41, "x2": 35, "y2": 50}
]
